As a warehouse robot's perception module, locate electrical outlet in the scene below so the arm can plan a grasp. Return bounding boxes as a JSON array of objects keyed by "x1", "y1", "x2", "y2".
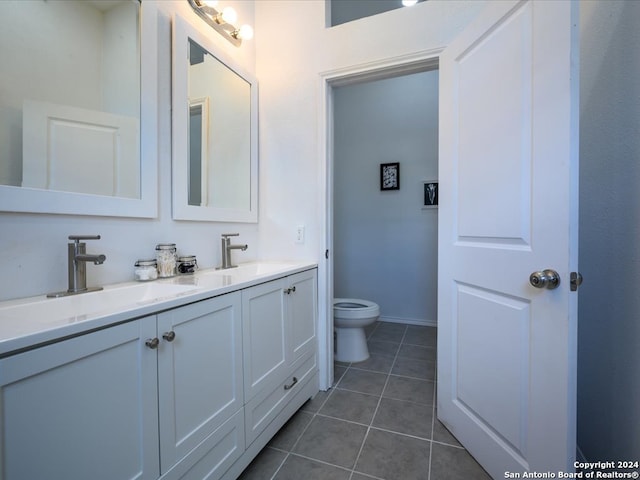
[{"x1": 295, "y1": 225, "x2": 305, "y2": 244}]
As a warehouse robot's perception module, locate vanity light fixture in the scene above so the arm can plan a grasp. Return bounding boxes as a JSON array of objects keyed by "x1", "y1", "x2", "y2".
[
  {"x1": 402, "y1": 0, "x2": 419, "y2": 6},
  {"x1": 188, "y1": 0, "x2": 253, "y2": 47}
]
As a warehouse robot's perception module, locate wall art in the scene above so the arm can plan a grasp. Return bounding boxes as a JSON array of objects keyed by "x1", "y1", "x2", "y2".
[
  {"x1": 380, "y1": 162, "x2": 400, "y2": 191},
  {"x1": 423, "y1": 180, "x2": 438, "y2": 208}
]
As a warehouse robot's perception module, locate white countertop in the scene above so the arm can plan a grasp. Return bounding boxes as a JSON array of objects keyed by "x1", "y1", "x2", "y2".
[{"x1": 0, "y1": 261, "x2": 317, "y2": 357}]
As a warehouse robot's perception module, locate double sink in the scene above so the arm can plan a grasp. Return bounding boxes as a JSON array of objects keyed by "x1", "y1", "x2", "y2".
[{"x1": 0, "y1": 261, "x2": 313, "y2": 356}]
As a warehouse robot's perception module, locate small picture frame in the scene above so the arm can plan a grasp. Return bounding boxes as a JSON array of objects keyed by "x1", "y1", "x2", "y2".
[
  {"x1": 380, "y1": 162, "x2": 400, "y2": 191},
  {"x1": 423, "y1": 181, "x2": 438, "y2": 208}
]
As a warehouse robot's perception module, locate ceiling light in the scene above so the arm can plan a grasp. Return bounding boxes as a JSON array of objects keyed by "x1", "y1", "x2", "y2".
[
  {"x1": 215, "y1": 7, "x2": 237, "y2": 25},
  {"x1": 232, "y1": 25, "x2": 254, "y2": 41},
  {"x1": 189, "y1": 0, "x2": 253, "y2": 47}
]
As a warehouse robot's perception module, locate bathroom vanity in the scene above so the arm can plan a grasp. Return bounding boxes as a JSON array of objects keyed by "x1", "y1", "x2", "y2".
[{"x1": 0, "y1": 262, "x2": 318, "y2": 480}]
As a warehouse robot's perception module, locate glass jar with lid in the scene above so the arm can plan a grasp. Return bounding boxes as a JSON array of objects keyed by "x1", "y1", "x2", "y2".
[
  {"x1": 155, "y1": 243, "x2": 177, "y2": 278},
  {"x1": 177, "y1": 255, "x2": 198, "y2": 275},
  {"x1": 134, "y1": 259, "x2": 158, "y2": 281}
]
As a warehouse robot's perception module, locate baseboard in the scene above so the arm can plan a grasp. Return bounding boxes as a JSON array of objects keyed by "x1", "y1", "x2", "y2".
[{"x1": 379, "y1": 315, "x2": 437, "y2": 327}]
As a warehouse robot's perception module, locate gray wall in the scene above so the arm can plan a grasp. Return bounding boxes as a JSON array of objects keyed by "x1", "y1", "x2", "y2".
[
  {"x1": 578, "y1": 0, "x2": 640, "y2": 461},
  {"x1": 333, "y1": 70, "x2": 438, "y2": 325}
]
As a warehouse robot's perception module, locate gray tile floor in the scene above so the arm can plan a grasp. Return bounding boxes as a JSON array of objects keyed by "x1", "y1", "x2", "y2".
[{"x1": 238, "y1": 322, "x2": 491, "y2": 480}]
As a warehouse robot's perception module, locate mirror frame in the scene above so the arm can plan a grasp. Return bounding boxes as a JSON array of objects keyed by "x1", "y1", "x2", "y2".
[
  {"x1": 0, "y1": 1, "x2": 158, "y2": 218},
  {"x1": 171, "y1": 14, "x2": 258, "y2": 223}
]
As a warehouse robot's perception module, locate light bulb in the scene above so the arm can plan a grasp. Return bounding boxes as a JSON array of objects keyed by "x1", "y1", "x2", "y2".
[
  {"x1": 402, "y1": 0, "x2": 418, "y2": 6},
  {"x1": 217, "y1": 6, "x2": 237, "y2": 25},
  {"x1": 201, "y1": 0, "x2": 218, "y2": 7},
  {"x1": 233, "y1": 24, "x2": 254, "y2": 41}
]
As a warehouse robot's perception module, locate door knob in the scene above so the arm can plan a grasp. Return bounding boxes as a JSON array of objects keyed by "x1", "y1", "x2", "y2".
[{"x1": 529, "y1": 269, "x2": 560, "y2": 290}]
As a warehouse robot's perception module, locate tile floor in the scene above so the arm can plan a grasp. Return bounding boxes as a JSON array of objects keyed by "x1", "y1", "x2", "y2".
[{"x1": 238, "y1": 322, "x2": 491, "y2": 480}]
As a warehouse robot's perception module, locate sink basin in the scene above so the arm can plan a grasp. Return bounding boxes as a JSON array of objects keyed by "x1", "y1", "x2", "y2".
[
  {"x1": 0, "y1": 282, "x2": 199, "y2": 326},
  {"x1": 203, "y1": 262, "x2": 297, "y2": 280}
]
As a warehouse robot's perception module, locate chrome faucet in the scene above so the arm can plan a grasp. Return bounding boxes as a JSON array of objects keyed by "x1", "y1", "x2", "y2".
[
  {"x1": 218, "y1": 233, "x2": 247, "y2": 270},
  {"x1": 47, "y1": 235, "x2": 107, "y2": 298}
]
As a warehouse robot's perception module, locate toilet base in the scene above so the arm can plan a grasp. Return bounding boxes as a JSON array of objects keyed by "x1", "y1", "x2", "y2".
[{"x1": 335, "y1": 326, "x2": 370, "y2": 363}]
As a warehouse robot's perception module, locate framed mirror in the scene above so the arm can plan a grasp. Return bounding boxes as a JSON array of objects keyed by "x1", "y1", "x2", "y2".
[
  {"x1": 172, "y1": 14, "x2": 258, "y2": 223},
  {"x1": 0, "y1": 0, "x2": 158, "y2": 218}
]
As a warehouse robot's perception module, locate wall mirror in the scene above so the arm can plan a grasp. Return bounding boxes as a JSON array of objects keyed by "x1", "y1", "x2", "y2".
[
  {"x1": 0, "y1": 0, "x2": 158, "y2": 217},
  {"x1": 172, "y1": 14, "x2": 258, "y2": 222}
]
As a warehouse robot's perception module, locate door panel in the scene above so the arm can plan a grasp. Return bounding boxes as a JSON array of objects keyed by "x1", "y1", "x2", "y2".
[
  {"x1": 438, "y1": 0, "x2": 579, "y2": 476},
  {"x1": 455, "y1": 284, "x2": 531, "y2": 456},
  {"x1": 456, "y1": 3, "x2": 532, "y2": 244}
]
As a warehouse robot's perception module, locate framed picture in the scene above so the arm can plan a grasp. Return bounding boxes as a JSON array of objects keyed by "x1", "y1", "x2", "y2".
[
  {"x1": 380, "y1": 162, "x2": 400, "y2": 190},
  {"x1": 423, "y1": 181, "x2": 438, "y2": 208}
]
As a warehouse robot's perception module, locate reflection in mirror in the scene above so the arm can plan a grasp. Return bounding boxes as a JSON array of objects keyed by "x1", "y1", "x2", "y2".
[
  {"x1": 0, "y1": 0, "x2": 140, "y2": 199},
  {"x1": 0, "y1": 0, "x2": 158, "y2": 218},
  {"x1": 172, "y1": 15, "x2": 258, "y2": 223},
  {"x1": 187, "y1": 40, "x2": 251, "y2": 210}
]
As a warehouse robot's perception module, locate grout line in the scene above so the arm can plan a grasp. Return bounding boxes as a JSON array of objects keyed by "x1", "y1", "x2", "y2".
[
  {"x1": 269, "y1": 388, "x2": 335, "y2": 479},
  {"x1": 285, "y1": 451, "x2": 355, "y2": 475},
  {"x1": 268, "y1": 451, "x2": 289, "y2": 480},
  {"x1": 348, "y1": 323, "x2": 408, "y2": 480}
]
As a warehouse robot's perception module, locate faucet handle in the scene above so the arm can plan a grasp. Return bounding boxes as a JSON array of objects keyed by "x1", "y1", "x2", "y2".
[
  {"x1": 69, "y1": 235, "x2": 101, "y2": 242},
  {"x1": 221, "y1": 233, "x2": 239, "y2": 238}
]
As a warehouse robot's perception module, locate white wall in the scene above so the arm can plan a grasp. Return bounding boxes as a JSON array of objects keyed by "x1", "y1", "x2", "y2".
[
  {"x1": 333, "y1": 71, "x2": 438, "y2": 325},
  {"x1": 0, "y1": 1, "x2": 258, "y2": 302},
  {"x1": 254, "y1": 0, "x2": 485, "y2": 263},
  {"x1": 577, "y1": 0, "x2": 640, "y2": 462}
]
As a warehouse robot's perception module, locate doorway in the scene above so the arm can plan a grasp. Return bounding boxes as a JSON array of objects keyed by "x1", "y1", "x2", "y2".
[
  {"x1": 318, "y1": 51, "x2": 440, "y2": 391},
  {"x1": 332, "y1": 71, "x2": 439, "y2": 328}
]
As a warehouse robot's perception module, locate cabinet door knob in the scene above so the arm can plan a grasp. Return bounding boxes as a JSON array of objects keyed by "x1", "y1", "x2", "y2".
[
  {"x1": 283, "y1": 286, "x2": 297, "y2": 295},
  {"x1": 284, "y1": 377, "x2": 298, "y2": 391},
  {"x1": 145, "y1": 337, "x2": 159, "y2": 349},
  {"x1": 162, "y1": 331, "x2": 176, "y2": 342}
]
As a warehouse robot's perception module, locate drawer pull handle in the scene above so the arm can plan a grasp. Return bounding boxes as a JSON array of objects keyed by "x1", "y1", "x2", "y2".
[
  {"x1": 162, "y1": 331, "x2": 176, "y2": 342},
  {"x1": 145, "y1": 337, "x2": 159, "y2": 349},
  {"x1": 284, "y1": 377, "x2": 298, "y2": 391}
]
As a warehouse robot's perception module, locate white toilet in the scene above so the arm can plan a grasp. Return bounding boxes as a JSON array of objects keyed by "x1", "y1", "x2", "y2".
[{"x1": 333, "y1": 298, "x2": 380, "y2": 363}]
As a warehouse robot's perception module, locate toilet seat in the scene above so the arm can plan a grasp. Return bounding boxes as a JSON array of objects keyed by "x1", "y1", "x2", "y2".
[{"x1": 333, "y1": 298, "x2": 379, "y2": 319}]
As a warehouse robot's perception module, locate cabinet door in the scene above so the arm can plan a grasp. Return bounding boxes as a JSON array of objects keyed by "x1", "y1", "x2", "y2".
[
  {"x1": 0, "y1": 317, "x2": 159, "y2": 480},
  {"x1": 157, "y1": 292, "x2": 243, "y2": 477},
  {"x1": 287, "y1": 269, "x2": 317, "y2": 366},
  {"x1": 242, "y1": 279, "x2": 287, "y2": 401}
]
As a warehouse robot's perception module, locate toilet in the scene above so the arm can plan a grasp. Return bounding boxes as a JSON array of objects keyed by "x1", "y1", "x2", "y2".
[{"x1": 333, "y1": 298, "x2": 380, "y2": 363}]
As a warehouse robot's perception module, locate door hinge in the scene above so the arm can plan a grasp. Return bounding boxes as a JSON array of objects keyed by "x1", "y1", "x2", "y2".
[{"x1": 570, "y1": 272, "x2": 583, "y2": 292}]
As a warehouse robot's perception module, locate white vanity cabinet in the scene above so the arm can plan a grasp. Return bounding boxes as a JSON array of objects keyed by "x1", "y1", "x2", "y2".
[
  {"x1": 0, "y1": 265, "x2": 318, "y2": 480},
  {"x1": 242, "y1": 269, "x2": 318, "y2": 447},
  {"x1": 0, "y1": 317, "x2": 161, "y2": 480}
]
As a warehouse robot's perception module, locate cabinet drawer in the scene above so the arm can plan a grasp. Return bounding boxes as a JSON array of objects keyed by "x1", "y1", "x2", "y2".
[{"x1": 244, "y1": 353, "x2": 317, "y2": 447}]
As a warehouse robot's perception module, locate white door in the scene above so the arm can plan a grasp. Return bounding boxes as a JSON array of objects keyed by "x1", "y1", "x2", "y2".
[{"x1": 438, "y1": 0, "x2": 579, "y2": 477}]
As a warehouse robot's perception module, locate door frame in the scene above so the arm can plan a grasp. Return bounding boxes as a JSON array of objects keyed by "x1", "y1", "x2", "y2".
[{"x1": 318, "y1": 49, "x2": 441, "y2": 390}]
